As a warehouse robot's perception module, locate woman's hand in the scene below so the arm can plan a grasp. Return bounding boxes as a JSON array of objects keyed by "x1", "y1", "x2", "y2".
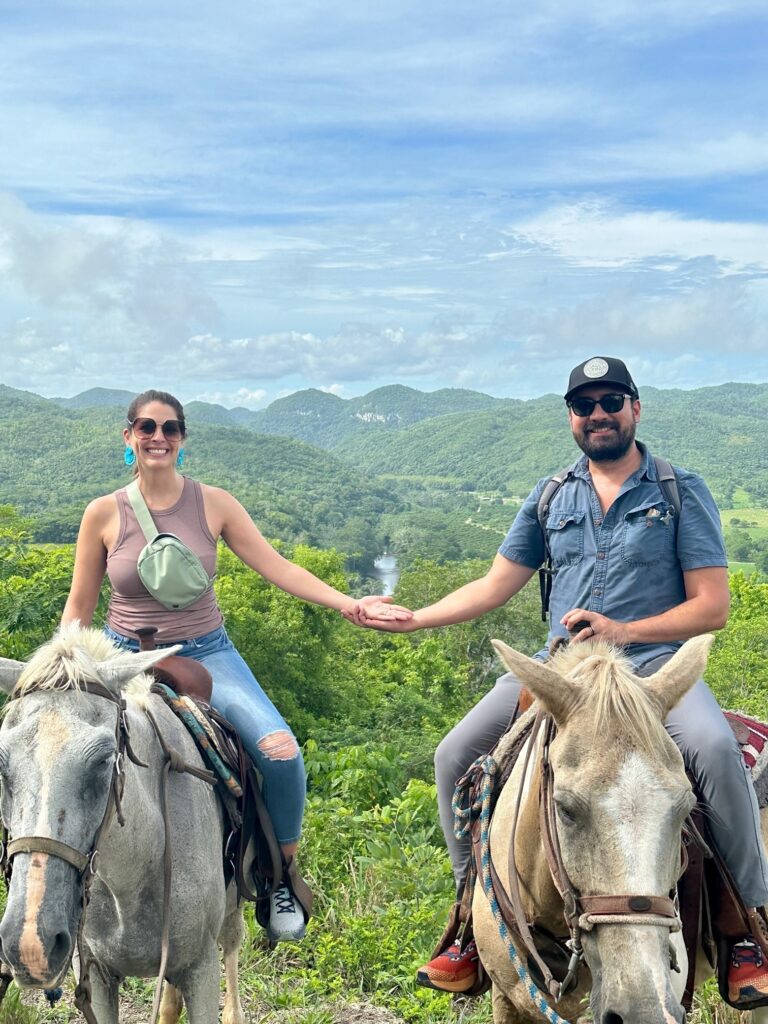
[{"x1": 341, "y1": 595, "x2": 415, "y2": 629}]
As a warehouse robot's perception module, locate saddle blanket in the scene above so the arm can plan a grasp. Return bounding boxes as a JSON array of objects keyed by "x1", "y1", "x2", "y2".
[{"x1": 725, "y1": 711, "x2": 768, "y2": 808}]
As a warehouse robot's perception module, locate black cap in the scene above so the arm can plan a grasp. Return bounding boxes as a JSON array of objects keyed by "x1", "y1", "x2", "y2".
[{"x1": 564, "y1": 356, "x2": 638, "y2": 401}]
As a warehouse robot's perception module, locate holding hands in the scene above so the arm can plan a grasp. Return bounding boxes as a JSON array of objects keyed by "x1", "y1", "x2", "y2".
[{"x1": 342, "y1": 595, "x2": 416, "y2": 631}]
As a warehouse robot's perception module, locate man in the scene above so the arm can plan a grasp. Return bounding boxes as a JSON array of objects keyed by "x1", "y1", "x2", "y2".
[{"x1": 359, "y1": 356, "x2": 768, "y2": 1007}]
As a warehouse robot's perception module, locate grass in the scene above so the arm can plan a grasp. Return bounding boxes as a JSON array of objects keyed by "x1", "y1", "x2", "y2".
[{"x1": 722, "y1": 507, "x2": 768, "y2": 539}]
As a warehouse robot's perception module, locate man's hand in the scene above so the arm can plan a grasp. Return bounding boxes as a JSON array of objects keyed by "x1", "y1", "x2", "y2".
[
  {"x1": 341, "y1": 595, "x2": 416, "y2": 630},
  {"x1": 560, "y1": 608, "x2": 630, "y2": 645}
]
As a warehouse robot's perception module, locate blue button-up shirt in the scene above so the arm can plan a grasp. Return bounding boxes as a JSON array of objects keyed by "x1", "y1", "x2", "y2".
[{"x1": 498, "y1": 443, "x2": 727, "y2": 669}]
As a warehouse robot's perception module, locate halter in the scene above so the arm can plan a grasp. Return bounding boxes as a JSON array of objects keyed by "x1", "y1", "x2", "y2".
[{"x1": 0, "y1": 677, "x2": 216, "y2": 1024}]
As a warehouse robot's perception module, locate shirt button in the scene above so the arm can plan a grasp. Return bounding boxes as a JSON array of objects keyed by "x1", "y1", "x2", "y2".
[
  {"x1": 597, "y1": 551, "x2": 606, "y2": 560},
  {"x1": 595, "y1": 519, "x2": 603, "y2": 526},
  {"x1": 593, "y1": 588, "x2": 602, "y2": 596}
]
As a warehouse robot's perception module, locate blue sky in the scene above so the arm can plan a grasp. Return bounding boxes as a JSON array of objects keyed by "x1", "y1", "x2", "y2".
[{"x1": 1, "y1": 0, "x2": 767, "y2": 407}]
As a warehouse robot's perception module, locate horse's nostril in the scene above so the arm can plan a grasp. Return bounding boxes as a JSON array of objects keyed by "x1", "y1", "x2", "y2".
[
  {"x1": 602, "y1": 1014, "x2": 623, "y2": 1024},
  {"x1": 50, "y1": 930, "x2": 72, "y2": 968}
]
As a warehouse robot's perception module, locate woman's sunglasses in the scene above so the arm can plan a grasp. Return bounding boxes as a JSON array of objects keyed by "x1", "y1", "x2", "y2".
[
  {"x1": 567, "y1": 393, "x2": 629, "y2": 417},
  {"x1": 129, "y1": 417, "x2": 185, "y2": 439}
]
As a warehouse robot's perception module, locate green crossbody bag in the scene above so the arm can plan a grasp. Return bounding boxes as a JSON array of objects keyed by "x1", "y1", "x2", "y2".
[{"x1": 126, "y1": 480, "x2": 213, "y2": 610}]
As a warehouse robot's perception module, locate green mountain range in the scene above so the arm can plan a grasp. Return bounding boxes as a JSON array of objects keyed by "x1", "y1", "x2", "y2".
[{"x1": 7, "y1": 380, "x2": 768, "y2": 551}]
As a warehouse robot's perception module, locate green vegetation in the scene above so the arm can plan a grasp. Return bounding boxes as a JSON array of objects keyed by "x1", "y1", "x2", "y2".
[{"x1": 1, "y1": 500, "x2": 767, "y2": 1021}]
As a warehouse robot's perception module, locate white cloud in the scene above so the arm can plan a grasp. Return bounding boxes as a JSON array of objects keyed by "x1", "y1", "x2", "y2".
[
  {"x1": 191, "y1": 387, "x2": 268, "y2": 409},
  {"x1": 516, "y1": 201, "x2": 768, "y2": 269}
]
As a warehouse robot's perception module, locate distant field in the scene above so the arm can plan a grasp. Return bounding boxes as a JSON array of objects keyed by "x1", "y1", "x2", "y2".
[
  {"x1": 721, "y1": 507, "x2": 768, "y2": 528},
  {"x1": 729, "y1": 561, "x2": 757, "y2": 576},
  {"x1": 721, "y1": 508, "x2": 768, "y2": 554}
]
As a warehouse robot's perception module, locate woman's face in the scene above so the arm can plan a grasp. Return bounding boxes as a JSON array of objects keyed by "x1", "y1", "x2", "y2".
[{"x1": 123, "y1": 400, "x2": 185, "y2": 473}]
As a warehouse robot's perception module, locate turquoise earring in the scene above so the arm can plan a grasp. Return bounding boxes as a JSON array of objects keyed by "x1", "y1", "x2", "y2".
[
  {"x1": 176, "y1": 448, "x2": 185, "y2": 469},
  {"x1": 124, "y1": 447, "x2": 136, "y2": 468}
]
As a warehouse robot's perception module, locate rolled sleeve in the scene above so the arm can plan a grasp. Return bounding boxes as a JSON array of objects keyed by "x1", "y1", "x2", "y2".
[
  {"x1": 498, "y1": 480, "x2": 548, "y2": 569},
  {"x1": 675, "y1": 470, "x2": 728, "y2": 571}
]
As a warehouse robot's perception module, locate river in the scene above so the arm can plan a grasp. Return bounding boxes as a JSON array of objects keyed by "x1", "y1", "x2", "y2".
[{"x1": 371, "y1": 553, "x2": 399, "y2": 596}]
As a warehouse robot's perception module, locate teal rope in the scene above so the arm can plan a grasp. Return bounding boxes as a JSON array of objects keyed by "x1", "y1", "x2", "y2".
[{"x1": 453, "y1": 755, "x2": 572, "y2": 1024}]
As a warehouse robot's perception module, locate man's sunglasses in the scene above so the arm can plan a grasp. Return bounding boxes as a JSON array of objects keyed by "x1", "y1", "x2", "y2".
[
  {"x1": 129, "y1": 417, "x2": 185, "y2": 439},
  {"x1": 567, "y1": 393, "x2": 630, "y2": 417}
]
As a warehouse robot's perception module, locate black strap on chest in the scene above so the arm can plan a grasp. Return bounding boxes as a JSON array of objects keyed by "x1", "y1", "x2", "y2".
[{"x1": 536, "y1": 455, "x2": 681, "y2": 621}]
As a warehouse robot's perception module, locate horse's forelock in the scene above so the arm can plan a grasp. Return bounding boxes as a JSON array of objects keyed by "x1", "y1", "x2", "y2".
[
  {"x1": 550, "y1": 642, "x2": 668, "y2": 756},
  {"x1": 13, "y1": 624, "x2": 143, "y2": 699}
]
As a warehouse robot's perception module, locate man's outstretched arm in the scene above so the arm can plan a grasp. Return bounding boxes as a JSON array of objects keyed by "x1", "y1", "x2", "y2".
[{"x1": 352, "y1": 555, "x2": 536, "y2": 632}]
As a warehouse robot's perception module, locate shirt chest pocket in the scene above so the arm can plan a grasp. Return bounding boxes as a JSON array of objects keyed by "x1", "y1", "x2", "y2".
[
  {"x1": 621, "y1": 500, "x2": 674, "y2": 567},
  {"x1": 546, "y1": 510, "x2": 586, "y2": 567}
]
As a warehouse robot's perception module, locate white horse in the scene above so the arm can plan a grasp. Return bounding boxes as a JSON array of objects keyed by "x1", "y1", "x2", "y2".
[
  {"x1": 473, "y1": 635, "x2": 768, "y2": 1024},
  {"x1": 0, "y1": 623, "x2": 244, "y2": 1024}
]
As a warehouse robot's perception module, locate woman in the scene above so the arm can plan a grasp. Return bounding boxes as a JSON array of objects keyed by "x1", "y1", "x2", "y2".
[{"x1": 62, "y1": 388, "x2": 407, "y2": 941}]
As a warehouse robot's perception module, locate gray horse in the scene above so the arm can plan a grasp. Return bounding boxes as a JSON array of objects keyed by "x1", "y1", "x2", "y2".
[{"x1": 0, "y1": 623, "x2": 244, "y2": 1024}]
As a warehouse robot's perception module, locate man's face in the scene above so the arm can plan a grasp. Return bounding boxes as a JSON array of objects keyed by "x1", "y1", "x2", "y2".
[{"x1": 568, "y1": 385, "x2": 641, "y2": 461}]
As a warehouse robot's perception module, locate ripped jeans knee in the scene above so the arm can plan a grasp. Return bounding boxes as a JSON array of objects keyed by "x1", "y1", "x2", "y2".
[{"x1": 258, "y1": 730, "x2": 301, "y2": 761}]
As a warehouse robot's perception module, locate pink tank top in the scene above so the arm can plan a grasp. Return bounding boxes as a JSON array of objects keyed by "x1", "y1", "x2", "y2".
[{"x1": 106, "y1": 477, "x2": 224, "y2": 642}]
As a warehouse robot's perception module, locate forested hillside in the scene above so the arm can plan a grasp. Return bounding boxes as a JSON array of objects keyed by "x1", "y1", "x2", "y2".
[
  {"x1": 43, "y1": 379, "x2": 768, "y2": 507},
  {"x1": 339, "y1": 385, "x2": 768, "y2": 506},
  {"x1": 9, "y1": 380, "x2": 768, "y2": 576}
]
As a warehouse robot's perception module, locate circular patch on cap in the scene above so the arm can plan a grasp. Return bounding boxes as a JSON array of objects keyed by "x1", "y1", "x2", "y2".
[{"x1": 583, "y1": 358, "x2": 610, "y2": 379}]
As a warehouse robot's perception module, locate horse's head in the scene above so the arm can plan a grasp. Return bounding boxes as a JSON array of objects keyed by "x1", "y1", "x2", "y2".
[
  {"x1": 0, "y1": 624, "x2": 175, "y2": 988},
  {"x1": 493, "y1": 635, "x2": 713, "y2": 1024}
]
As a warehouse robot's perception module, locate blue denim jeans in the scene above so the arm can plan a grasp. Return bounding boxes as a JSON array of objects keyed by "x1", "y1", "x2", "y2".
[{"x1": 104, "y1": 624, "x2": 306, "y2": 845}]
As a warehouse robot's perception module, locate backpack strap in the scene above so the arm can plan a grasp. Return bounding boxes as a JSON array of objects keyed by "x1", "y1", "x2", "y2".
[
  {"x1": 126, "y1": 480, "x2": 160, "y2": 544},
  {"x1": 537, "y1": 467, "x2": 573, "y2": 622},
  {"x1": 652, "y1": 456, "x2": 681, "y2": 523}
]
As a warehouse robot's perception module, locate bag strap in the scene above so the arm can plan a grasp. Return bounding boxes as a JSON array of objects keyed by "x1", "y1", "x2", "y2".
[{"x1": 126, "y1": 480, "x2": 160, "y2": 544}]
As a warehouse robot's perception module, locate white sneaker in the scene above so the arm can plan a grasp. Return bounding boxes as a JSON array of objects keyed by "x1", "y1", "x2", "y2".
[{"x1": 267, "y1": 880, "x2": 306, "y2": 941}]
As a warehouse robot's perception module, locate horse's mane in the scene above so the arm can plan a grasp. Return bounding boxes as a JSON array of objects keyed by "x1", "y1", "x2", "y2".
[
  {"x1": 11, "y1": 623, "x2": 153, "y2": 704},
  {"x1": 548, "y1": 640, "x2": 667, "y2": 755}
]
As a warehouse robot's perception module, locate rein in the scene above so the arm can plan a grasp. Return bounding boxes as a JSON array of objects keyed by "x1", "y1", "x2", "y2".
[{"x1": 0, "y1": 678, "x2": 216, "y2": 1024}]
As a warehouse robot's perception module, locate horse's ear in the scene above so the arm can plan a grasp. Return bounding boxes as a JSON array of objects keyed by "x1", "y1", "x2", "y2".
[
  {"x1": 0, "y1": 659, "x2": 25, "y2": 696},
  {"x1": 76, "y1": 646, "x2": 183, "y2": 691},
  {"x1": 491, "y1": 640, "x2": 580, "y2": 725},
  {"x1": 642, "y1": 634, "x2": 714, "y2": 719}
]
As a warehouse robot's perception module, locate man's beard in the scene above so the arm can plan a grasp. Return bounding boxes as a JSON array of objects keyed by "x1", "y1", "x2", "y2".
[{"x1": 573, "y1": 418, "x2": 637, "y2": 462}]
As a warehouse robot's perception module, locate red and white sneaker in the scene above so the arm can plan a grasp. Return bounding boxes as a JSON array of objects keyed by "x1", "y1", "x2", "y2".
[
  {"x1": 416, "y1": 938, "x2": 479, "y2": 993},
  {"x1": 728, "y1": 938, "x2": 768, "y2": 1006}
]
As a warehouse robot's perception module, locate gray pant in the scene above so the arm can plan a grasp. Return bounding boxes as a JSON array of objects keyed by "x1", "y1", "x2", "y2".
[{"x1": 435, "y1": 658, "x2": 768, "y2": 907}]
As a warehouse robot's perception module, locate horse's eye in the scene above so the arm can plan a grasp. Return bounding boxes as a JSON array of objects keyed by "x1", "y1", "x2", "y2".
[{"x1": 554, "y1": 796, "x2": 580, "y2": 826}]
